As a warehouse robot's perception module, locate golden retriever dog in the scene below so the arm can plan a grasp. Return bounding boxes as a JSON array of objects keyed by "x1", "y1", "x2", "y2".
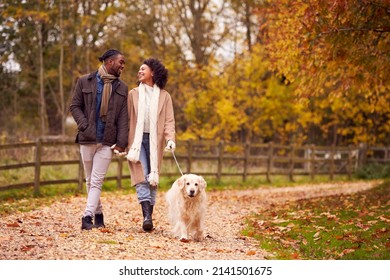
[{"x1": 165, "y1": 174, "x2": 207, "y2": 242}]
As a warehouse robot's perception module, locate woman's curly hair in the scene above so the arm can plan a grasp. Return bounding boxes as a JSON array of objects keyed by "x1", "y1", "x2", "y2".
[{"x1": 142, "y1": 58, "x2": 168, "y2": 89}]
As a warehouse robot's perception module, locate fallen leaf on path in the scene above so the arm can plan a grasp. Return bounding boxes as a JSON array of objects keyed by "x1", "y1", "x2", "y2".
[
  {"x1": 338, "y1": 248, "x2": 355, "y2": 257},
  {"x1": 126, "y1": 235, "x2": 134, "y2": 241},
  {"x1": 313, "y1": 231, "x2": 321, "y2": 241},
  {"x1": 7, "y1": 222, "x2": 20, "y2": 228},
  {"x1": 291, "y1": 252, "x2": 300, "y2": 259},
  {"x1": 149, "y1": 241, "x2": 164, "y2": 249},
  {"x1": 20, "y1": 245, "x2": 35, "y2": 252},
  {"x1": 379, "y1": 216, "x2": 390, "y2": 223}
]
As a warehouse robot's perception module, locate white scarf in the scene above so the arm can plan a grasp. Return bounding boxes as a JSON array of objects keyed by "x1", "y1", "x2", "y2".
[{"x1": 127, "y1": 83, "x2": 160, "y2": 186}]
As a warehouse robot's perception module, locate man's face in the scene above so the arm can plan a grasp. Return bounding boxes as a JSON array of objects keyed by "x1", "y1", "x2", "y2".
[{"x1": 106, "y1": 54, "x2": 125, "y2": 77}]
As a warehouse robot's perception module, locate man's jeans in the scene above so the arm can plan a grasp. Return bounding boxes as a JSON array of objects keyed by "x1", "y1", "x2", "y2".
[
  {"x1": 136, "y1": 133, "x2": 157, "y2": 205},
  {"x1": 80, "y1": 144, "x2": 112, "y2": 217}
]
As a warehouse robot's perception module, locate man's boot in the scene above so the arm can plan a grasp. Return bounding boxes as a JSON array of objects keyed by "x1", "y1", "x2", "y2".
[
  {"x1": 81, "y1": 216, "x2": 93, "y2": 230},
  {"x1": 141, "y1": 201, "x2": 153, "y2": 231},
  {"x1": 94, "y1": 213, "x2": 105, "y2": 228}
]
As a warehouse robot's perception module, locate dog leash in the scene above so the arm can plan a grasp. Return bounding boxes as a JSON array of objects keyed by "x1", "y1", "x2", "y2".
[{"x1": 171, "y1": 150, "x2": 184, "y2": 176}]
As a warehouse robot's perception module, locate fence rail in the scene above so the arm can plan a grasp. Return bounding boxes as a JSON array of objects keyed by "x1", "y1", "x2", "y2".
[{"x1": 1, "y1": 138, "x2": 389, "y2": 194}]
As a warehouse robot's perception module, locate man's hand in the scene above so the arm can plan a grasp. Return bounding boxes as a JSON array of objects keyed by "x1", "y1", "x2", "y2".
[{"x1": 110, "y1": 144, "x2": 127, "y2": 156}]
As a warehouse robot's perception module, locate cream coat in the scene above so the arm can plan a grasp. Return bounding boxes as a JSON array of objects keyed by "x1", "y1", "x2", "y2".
[{"x1": 127, "y1": 87, "x2": 176, "y2": 186}]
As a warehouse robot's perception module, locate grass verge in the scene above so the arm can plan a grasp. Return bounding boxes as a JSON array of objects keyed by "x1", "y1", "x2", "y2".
[{"x1": 242, "y1": 180, "x2": 390, "y2": 259}]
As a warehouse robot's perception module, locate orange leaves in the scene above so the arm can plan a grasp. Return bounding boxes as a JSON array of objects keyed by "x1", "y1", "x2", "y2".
[
  {"x1": 99, "y1": 228, "x2": 113, "y2": 234},
  {"x1": 246, "y1": 250, "x2": 257, "y2": 256},
  {"x1": 335, "y1": 235, "x2": 344, "y2": 240},
  {"x1": 256, "y1": 0, "x2": 390, "y2": 146},
  {"x1": 7, "y1": 222, "x2": 20, "y2": 228},
  {"x1": 290, "y1": 252, "x2": 300, "y2": 259},
  {"x1": 20, "y1": 245, "x2": 35, "y2": 252}
]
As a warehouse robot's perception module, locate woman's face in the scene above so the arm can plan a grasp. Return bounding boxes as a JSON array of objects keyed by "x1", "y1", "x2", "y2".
[{"x1": 138, "y1": 64, "x2": 153, "y2": 85}]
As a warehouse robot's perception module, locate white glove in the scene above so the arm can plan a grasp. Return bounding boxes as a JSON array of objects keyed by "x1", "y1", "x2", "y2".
[
  {"x1": 165, "y1": 140, "x2": 176, "y2": 151},
  {"x1": 110, "y1": 144, "x2": 127, "y2": 157}
]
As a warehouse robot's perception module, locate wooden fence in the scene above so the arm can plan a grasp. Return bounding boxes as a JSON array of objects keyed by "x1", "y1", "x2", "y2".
[{"x1": 0, "y1": 137, "x2": 389, "y2": 194}]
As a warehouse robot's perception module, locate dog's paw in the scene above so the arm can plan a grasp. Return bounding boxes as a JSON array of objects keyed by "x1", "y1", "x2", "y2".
[
  {"x1": 193, "y1": 237, "x2": 203, "y2": 242},
  {"x1": 193, "y1": 235, "x2": 204, "y2": 242},
  {"x1": 193, "y1": 230, "x2": 204, "y2": 241},
  {"x1": 179, "y1": 237, "x2": 190, "y2": 243}
]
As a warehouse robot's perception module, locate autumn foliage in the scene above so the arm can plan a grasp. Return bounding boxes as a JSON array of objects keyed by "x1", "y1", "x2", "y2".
[
  {"x1": 256, "y1": 0, "x2": 390, "y2": 145},
  {"x1": 0, "y1": 0, "x2": 389, "y2": 146}
]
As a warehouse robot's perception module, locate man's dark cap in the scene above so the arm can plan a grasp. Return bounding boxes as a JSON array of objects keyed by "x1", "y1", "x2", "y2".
[{"x1": 98, "y1": 49, "x2": 122, "y2": 62}]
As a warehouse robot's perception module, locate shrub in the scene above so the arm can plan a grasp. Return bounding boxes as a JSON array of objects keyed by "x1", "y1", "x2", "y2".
[{"x1": 355, "y1": 163, "x2": 390, "y2": 179}]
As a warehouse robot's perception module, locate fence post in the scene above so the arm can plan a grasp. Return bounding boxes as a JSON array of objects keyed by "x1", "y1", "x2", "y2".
[
  {"x1": 266, "y1": 142, "x2": 273, "y2": 183},
  {"x1": 217, "y1": 141, "x2": 224, "y2": 183},
  {"x1": 243, "y1": 143, "x2": 250, "y2": 182},
  {"x1": 358, "y1": 143, "x2": 367, "y2": 168},
  {"x1": 187, "y1": 140, "x2": 192, "y2": 174},
  {"x1": 34, "y1": 138, "x2": 42, "y2": 195},
  {"x1": 77, "y1": 147, "x2": 84, "y2": 192},
  {"x1": 117, "y1": 157, "x2": 123, "y2": 189},
  {"x1": 310, "y1": 145, "x2": 316, "y2": 180},
  {"x1": 347, "y1": 145, "x2": 353, "y2": 179},
  {"x1": 329, "y1": 145, "x2": 335, "y2": 180},
  {"x1": 289, "y1": 145, "x2": 295, "y2": 182}
]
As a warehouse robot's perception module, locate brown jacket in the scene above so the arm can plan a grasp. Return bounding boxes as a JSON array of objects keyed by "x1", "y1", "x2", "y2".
[
  {"x1": 69, "y1": 71, "x2": 129, "y2": 149},
  {"x1": 127, "y1": 87, "x2": 176, "y2": 186}
]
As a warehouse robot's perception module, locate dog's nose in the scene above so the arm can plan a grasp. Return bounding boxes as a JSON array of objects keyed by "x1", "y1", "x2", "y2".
[{"x1": 189, "y1": 190, "x2": 195, "y2": 197}]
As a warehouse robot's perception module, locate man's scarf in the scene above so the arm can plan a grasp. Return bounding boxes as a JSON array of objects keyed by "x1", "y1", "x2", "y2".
[
  {"x1": 127, "y1": 83, "x2": 160, "y2": 186},
  {"x1": 98, "y1": 64, "x2": 117, "y2": 122}
]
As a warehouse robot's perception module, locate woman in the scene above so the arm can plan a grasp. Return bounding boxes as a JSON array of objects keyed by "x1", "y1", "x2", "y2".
[{"x1": 126, "y1": 58, "x2": 176, "y2": 231}]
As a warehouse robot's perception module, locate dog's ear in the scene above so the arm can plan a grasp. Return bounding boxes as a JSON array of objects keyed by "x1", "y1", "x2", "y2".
[
  {"x1": 177, "y1": 176, "x2": 186, "y2": 189},
  {"x1": 198, "y1": 176, "x2": 207, "y2": 191}
]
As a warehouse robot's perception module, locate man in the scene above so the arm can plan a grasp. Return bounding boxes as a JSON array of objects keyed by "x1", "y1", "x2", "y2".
[{"x1": 70, "y1": 49, "x2": 128, "y2": 230}]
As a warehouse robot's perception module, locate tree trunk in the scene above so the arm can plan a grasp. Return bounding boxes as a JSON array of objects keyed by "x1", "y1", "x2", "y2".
[
  {"x1": 244, "y1": 0, "x2": 252, "y2": 52},
  {"x1": 37, "y1": 22, "x2": 47, "y2": 136},
  {"x1": 59, "y1": 0, "x2": 65, "y2": 135}
]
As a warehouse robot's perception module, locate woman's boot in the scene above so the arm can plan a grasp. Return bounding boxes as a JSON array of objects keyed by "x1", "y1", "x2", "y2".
[{"x1": 141, "y1": 201, "x2": 153, "y2": 231}]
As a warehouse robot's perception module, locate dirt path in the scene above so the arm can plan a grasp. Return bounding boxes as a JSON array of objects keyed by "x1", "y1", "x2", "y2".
[{"x1": 0, "y1": 181, "x2": 378, "y2": 260}]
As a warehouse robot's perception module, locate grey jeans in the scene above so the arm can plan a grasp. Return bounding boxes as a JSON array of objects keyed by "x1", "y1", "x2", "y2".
[{"x1": 80, "y1": 144, "x2": 113, "y2": 217}]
